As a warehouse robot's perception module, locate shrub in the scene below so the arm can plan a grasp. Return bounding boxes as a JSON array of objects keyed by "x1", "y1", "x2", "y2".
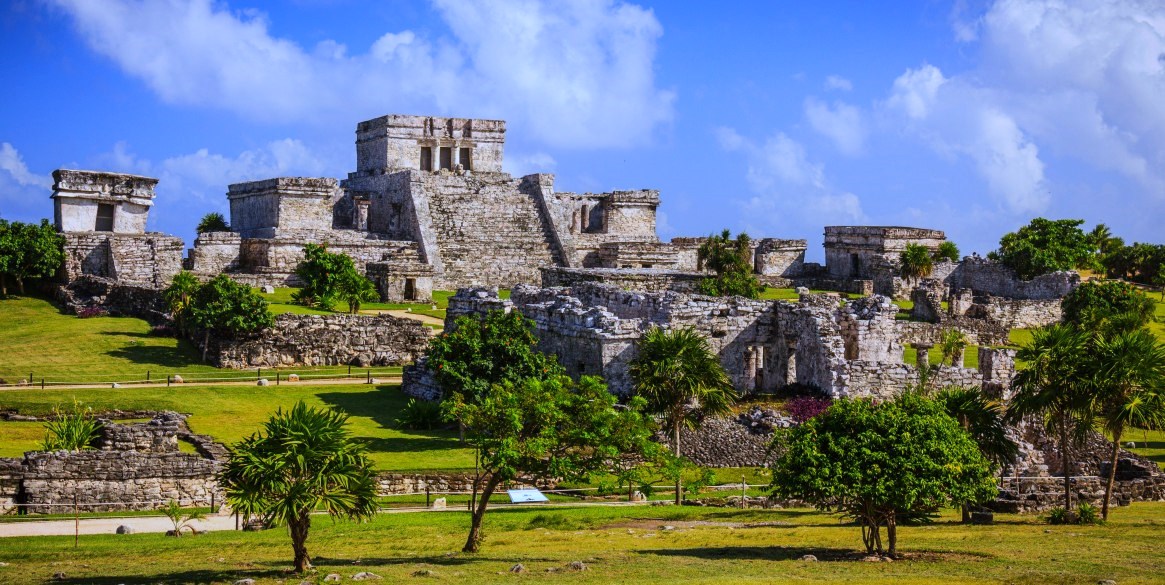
[
  {"x1": 899, "y1": 243, "x2": 934, "y2": 280},
  {"x1": 394, "y1": 398, "x2": 446, "y2": 430},
  {"x1": 785, "y1": 396, "x2": 832, "y2": 424},
  {"x1": 42, "y1": 402, "x2": 103, "y2": 451},
  {"x1": 1061, "y1": 279, "x2": 1154, "y2": 333},
  {"x1": 160, "y1": 500, "x2": 206, "y2": 537},
  {"x1": 696, "y1": 229, "x2": 764, "y2": 298},
  {"x1": 1076, "y1": 502, "x2": 1103, "y2": 525},
  {"x1": 934, "y1": 241, "x2": 960, "y2": 263},
  {"x1": 76, "y1": 306, "x2": 109, "y2": 319},
  {"x1": 1046, "y1": 506, "x2": 1070, "y2": 525},
  {"x1": 196, "y1": 212, "x2": 230, "y2": 233}
]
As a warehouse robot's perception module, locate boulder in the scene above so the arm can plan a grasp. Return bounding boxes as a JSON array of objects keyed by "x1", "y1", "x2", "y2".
[{"x1": 115, "y1": 525, "x2": 135, "y2": 535}]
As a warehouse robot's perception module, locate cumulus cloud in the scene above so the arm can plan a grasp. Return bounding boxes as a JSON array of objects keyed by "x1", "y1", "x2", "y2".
[
  {"x1": 0, "y1": 143, "x2": 53, "y2": 222},
  {"x1": 824, "y1": 75, "x2": 853, "y2": 92},
  {"x1": 47, "y1": 0, "x2": 674, "y2": 149},
  {"x1": 716, "y1": 127, "x2": 865, "y2": 233},
  {"x1": 804, "y1": 97, "x2": 866, "y2": 156}
]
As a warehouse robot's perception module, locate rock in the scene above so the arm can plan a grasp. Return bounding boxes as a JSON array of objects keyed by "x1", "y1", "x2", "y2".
[
  {"x1": 172, "y1": 375, "x2": 183, "y2": 384},
  {"x1": 412, "y1": 569, "x2": 435, "y2": 577},
  {"x1": 1098, "y1": 581, "x2": 1117, "y2": 585},
  {"x1": 257, "y1": 378, "x2": 269, "y2": 386},
  {"x1": 431, "y1": 497, "x2": 447, "y2": 510},
  {"x1": 233, "y1": 580, "x2": 256, "y2": 585},
  {"x1": 287, "y1": 373, "x2": 299, "y2": 382},
  {"x1": 566, "y1": 561, "x2": 588, "y2": 571},
  {"x1": 52, "y1": 573, "x2": 67, "y2": 581},
  {"x1": 111, "y1": 382, "x2": 121, "y2": 388},
  {"x1": 115, "y1": 524, "x2": 135, "y2": 535},
  {"x1": 630, "y1": 490, "x2": 647, "y2": 502},
  {"x1": 661, "y1": 525, "x2": 674, "y2": 531},
  {"x1": 970, "y1": 511, "x2": 994, "y2": 524},
  {"x1": 799, "y1": 554, "x2": 817, "y2": 562},
  {"x1": 323, "y1": 574, "x2": 342, "y2": 582},
  {"x1": 545, "y1": 567, "x2": 562, "y2": 573},
  {"x1": 352, "y1": 572, "x2": 383, "y2": 581},
  {"x1": 861, "y1": 555, "x2": 882, "y2": 562},
  {"x1": 510, "y1": 564, "x2": 526, "y2": 574},
  {"x1": 165, "y1": 529, "x2": 178, "y2": 537},
  {"x1": 261, "y1": 285, "x2": 275, "y2": 294}
]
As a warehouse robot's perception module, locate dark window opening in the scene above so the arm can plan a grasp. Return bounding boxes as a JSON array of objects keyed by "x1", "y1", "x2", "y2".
[
  {"x1": 95, "y1": 203, "x2": 115, "y2": 232},
  {"x1": 439, "y1": 147, "x2": 452, "y2": 170},
  {"x1": 642, "y1": 263, "x2": 653, "y2": 269},
  {"x1": 420, "y1": 147, "x2": 433, "y2": 171},
  {"x1": 404, "y1": 278, "x2": 416, "y2": 301},
  {"x1": 459, "y1": 147, "x2": 472, "y2": 170},
  {"x1": 850, "y1": 253, "x2": 861, "y2": 276}
]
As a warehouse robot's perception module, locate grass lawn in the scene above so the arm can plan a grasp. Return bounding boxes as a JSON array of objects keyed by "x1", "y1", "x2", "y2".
[
  {"x1": 2, "y1": 503, "x2": 1164, "y2": 584},
  {"x1": 0, "y1": 295, "x2": 218, "y2": 382},
  {"x1": 902, "y1": 346, "x2": 979, "y2": 370},
  {"x1": 759, "y1": 288, "x2": 864, "y2": 301},
  {"x1": 260, "y1": 287, "x2": 496, "y2": 322},
  {"x1": 0, "y1": 383, "x2": 474, "y2": 471}
]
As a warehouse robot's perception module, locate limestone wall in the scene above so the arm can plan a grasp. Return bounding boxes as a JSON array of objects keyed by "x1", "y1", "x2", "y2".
[
  {"x1": 204, "y1": 313, "x2": 432, "y2": 368},
  {"x1": 355, "y1": 115, "x2": 505, "y2": 174},
  {"x1": 947, "y1": 257, "x2": 1079, "y2": 300},
  {"x1": 52, "y1": 169, "x2": 158, "y2": 234},
  {"x1": 185, "y1": 231, "x2": 241, "y2": 275},
  {"x1": 228, "y1": 177, "x2": 338, "y2": 237},
  {"x1": 755, "y1": 239, "x2": 807, "y2": 278},
  {"x1": 541, "y1": 267, "x2": 704, "y2": 294},
  {"x1": 55, "y1": 275, "x2": 169, "y2": 323},
  {"x1": 61, "y1": 233, "x2": 184, "y2": 288}
]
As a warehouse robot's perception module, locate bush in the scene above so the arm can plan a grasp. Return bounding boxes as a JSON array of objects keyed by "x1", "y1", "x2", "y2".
[
  {"x1": 989, "y1": 218, "x2": 1092, "y2": 279},
  {"x1": 1061, "y1": 279, "x2": 1154, "y2": 332},
  {"x1": 76, "y1": 306, "x2": 109, "y2": 319},
  {"x1": 1076, "y1": 502, "x2": 1103, "y2": 525},
  {"x1": 785, "y1": 396, "x2": 832, "y2": 424},
  {"x1": 934, "y1": 241, "x2": 960, "y2": 263},
  {"x1": 1046, "y1": 506, "x2": 1070, "y2": 525},
  {"x1": 196, "y1": 212, "x2": 230, "y2": 233},
  {"x1": 42, "y1": 402, "x2": 103, "y2": 451},
  {"x1": 394, "y1": 398, "x2": 446, "y2": 430}
]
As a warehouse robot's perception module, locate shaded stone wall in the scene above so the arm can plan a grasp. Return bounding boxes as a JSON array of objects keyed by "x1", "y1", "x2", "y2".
[
  {"x1": 61, "y1": 233, "x2": 184, "y2": 289},
  {"x1": 947, "y1": 257, "x2": 1079, "y2": 300},
  {"x1": 755, "y1": 239, "x2": 807, "y2": 278},
  {"x1": 228, "y1": 177, "x2": 338, "y2": 237},
  {"x1": 54, "y1": 275, "x2": 169, "y2": 324},
  {"x1": 824, "y1": 226, "x2": 945, "y2": 280},
  {"x1": 203, "y1": 313, "x2": 432, "y2": 368},
  {"x1": 185, "y1": 231, "x2": 241, "y2": 275},
  {"x1": 541, "y1": 267, "x2": 704, "y2": 294}
]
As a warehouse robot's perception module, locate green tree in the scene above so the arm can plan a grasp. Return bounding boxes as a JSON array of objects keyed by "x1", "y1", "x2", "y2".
[
  {"x1": 771, "y1": 394, "x2": 996, "y2": 557},
  {"x1": 1061, "y1": 279, "x2": 1155, "y2": 334},
  {"x1": 0, "y1": 219, "x2": 64, "y2": 295},
  {"x1": 988, "y1": 218, "x2": 1092, "y2": 279},
  {"x1": 186, "y1": 274, "x2": 274, "y2": 361},
  {"x1": 219, "y1": 401, "x2": 378, "y2": 573},
  {"x1": 899, "y1": 243, "x2": 934, "y2": 281},
  {"x1": 630, "y1": 327, "x2": 736, "y2": 505},
  {"x1": 426, "y1": 310, "x2": 564, "y2": 402},
  {"x1": 696, "y1": 229, "x2": 764, "y2": 298},
  {"x1": 935, "y1": 386, "x2": 1019, "y2": 521},
  {"x1": 335, "y1": 268, "x2": 379, "y2": 314},
  {"x1": 938, "y1": 328, "x2": 969, "y2": 367},
  {"x1": 195, "y1": 212, "x2": 230, "y2": 233},
  {"x1": 933, "y1": 241, "x2": 960, "y2": 263},
  {"x1": 1156, "y1": 264, "x2": 1165, "y2": 301},
  {"x1": 1009, "y1": 324, "x2": 1091, "y2": 514},
  {"x1": 162, "y1": 271, "x2": 201, "y2": 336},
  {"x1": 444, "y1": 375, "x2": 657, "y2": 552},
  {"x1": 1087, "y1": 328, "x2": 1165, "y2": 520}
]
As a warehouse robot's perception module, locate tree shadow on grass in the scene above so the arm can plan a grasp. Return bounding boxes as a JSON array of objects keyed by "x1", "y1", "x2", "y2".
[
  {"x1": 54, "y1": 568, "x2": 286, "y2": 585},
  {"x1": 318, "y1": 385, "x2": 421, "y2": 432},
  {"x1": 105, "y1": 343, "x2": 207, "y2": 370},
  {"x1": 638, "y1": 545, "x2": 858, "y2": 562}
]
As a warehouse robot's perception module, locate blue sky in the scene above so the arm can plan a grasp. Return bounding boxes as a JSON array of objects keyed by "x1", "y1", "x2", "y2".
[{"x1": 2, "y1": 0, "x2": 1163, "y2": 261}]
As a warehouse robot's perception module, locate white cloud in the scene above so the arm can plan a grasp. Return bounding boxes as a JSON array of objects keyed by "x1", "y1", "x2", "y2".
[
  {"x1": 717, "y1": 127, "x2": 865, "y2": 232},
  {"x1": 0, "y1": 143, "x2": 51, "y2": 189},
  {"x1": 503, "y1": 152, "x2": 557, "y2": 178},
  {"x1": 884, "y1": 64, "x2": 946, "y2": 120},
  {"x1": 804, "y1": 97, "x2": 866, "y2": 156},
  {"x1": 48, "y1": 0, "x2": 674, "y2": 149},
  {"x1": 0, "y1": 143, "x2": 53, "y2": 222},
  {"x1": 824, "y1": 75, "x2": 853, "y2": 92}
]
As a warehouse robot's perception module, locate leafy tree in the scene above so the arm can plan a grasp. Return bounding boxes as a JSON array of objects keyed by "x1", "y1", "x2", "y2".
[
  {"x1": 933, "y1": 241, "x2": 960, "y2": 263},
  {"x1": 444, "y1": 375, "x2": 657, "y2": 552},
  {"x1": 696, "y1": 229, "x2": 764, "y2": 298},
  {"x1": 771, "y1": 393, "x2": 996, "y2": 557},
  {"x1": 186, "y1": 274, "x2": 274, "y2": 361},
  {"x1": 1061, "y1": 280, "x2": 1155, "y2": 334},
  {"x1": 1086, "y1": 328, "x2": 1165, "y2": 520},
  {"x1": 335, "y1": 268, "x2": 379, "y2": 314},
  {"x1": 938, "y1": 328, "x2": 969, "y2": 367},
  {"x1": 162, "y1": 271, "x2": 201, "y2": 336},
  {"x1": 936, "y1": 385, "x2": 1019, "y2": 521},
  {"x1": 41, "y1": 401, "x2": 103, "y2": 451},
  {"x1": 426, "y1": 309, "x2": 564, "y2": 402},
  {"x1": 899, "y1": 243, "x2": 934, "y2": 281},
  {"x1": 1101, "y1": 242, "x2": 1161, "y2": 282},
  {"x1": 219, "y1": 401, "x2": 378, "y2": 573},
  {"x1": 988, "y1": 218, "x2": 1092, "y2": 279},
  {"x1": 1156, "y1": 264, "x2": 1165, "y2": 301},
  {"x1": 630, "y1": 327, "x2": 736, "y2": 505},
  {"x1": 1009, "y1": 324, "x2": 1092, "y2": 514},
  {"x1": 0, "y1": 219, "x2": 64, "y2": 295},
  {"x1": 195, "y1": 212, "x2": 230, "y2": 233},
  {"x1": 159, "y1": 500, "x2": 207, "y2": 537}
]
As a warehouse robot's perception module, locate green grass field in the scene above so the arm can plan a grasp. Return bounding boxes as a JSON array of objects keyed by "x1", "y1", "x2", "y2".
[
  {"x1": 2, "y1": 503, "x2": 1164, "y2": 584},
  {"x1": 0, "y1": 383, "x2": 474, "y2": 471}
]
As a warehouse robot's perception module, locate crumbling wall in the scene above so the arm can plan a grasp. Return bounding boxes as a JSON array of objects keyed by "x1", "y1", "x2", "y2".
[
  {"x1": 755, "y1": 239, "x2": 807, "y2": 278},
  {"x1": 185, "y1": 231, "x2": 241, "y2": 275},
  {"x1": 61, "y1": 233, "x2": 184, "y2": 288},
  {"x1": 203, "y1": 313, "x2": 432, "y2": 368},
  {"x1": 948, "y1": 257, "x2": 1079, "y2": 300},
  {"x1": 541, "y1": 267, "x2": 704, "y2": 294},
  {"x1": 54, "y1": 275, "x2": 169, "y2": 324}
]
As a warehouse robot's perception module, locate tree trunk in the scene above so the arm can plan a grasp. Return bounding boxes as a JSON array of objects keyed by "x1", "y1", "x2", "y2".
[
  {"x1": 1102, "y1": 429, "x2": 1122, "y2": 520},
  {"x1": 202, "y1": 330, "x2": 210, "y2": 363},
  {"x1": 16, "y1": 276, "x2": 24, "y2": 295},
  {"x1": 0, "y1": 274, "x2": 7, "y2": 296},
  {"x1": 463, "y1": 473, "x2": 503, "y2": 553},
  {"x1": 1060, "y1": 412, "x2": 1073, "y2": 513},
  {"x1": 961, "y1": 503, "x2": 970, "y2": 524},
  {"x1": 290, "y1": 513, "x2": 312, "y2": 573},
  {"x1": 673, "y1": 421, "x2": 682, "y2": 506},
  {"x1": 886, "y1": 512, "x2": 897, "y2": 558}
]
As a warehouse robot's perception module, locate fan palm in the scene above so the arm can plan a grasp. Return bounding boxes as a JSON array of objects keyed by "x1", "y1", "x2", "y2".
[
  {"x1": 899, "y1": 243, "x2": 934, "y2": 282},
  {"x1": 219, "y1": 401, "x2": 378, "y2": 573},
  {"x1": 937, "y1": 385, "x2": 1019, "y2": 521},
  {"x1": 630, "y1": 327, "x2": 736, "y2": 504},
  {"x1": 1087, "y1": 328, "x2": 1165, "y2": 519},
  {"x1": 1009, "y1": 324, "x2": 1091, "y2": 513}
]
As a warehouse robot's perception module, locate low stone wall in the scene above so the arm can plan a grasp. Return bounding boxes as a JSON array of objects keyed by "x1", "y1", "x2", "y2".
[
  {"x1": 541, "y1": 266, "x2": 705, "y2": 294},
  {"x1": 0, "y1": 458, "x2": 22, "y2": 512},
  {"x1": 61, "y1": 232, "x2": 184, "y2": 289},
  {"x1": 402, "y1": 358, "x2": 443, "y2": 401},
  {"x1": 948, "y1": 257, "x2": 1079, "y2": 300},
  {"x1": 991, "y1": 475, "x2": 1165, "y2": 514},
  {"x1": 55, "y1": 275, "x2": 169, "y2": 324},
  {"x1": 203, "y1": 313, "x2": 433, "y2": 368},
  {"x1": 661, "y1": 417, "x2": 775, "y2": 468},
  {"x1": 970, "y1": 295, "x2": 1062, "y2": 329},
  {"x1": 841, "y1": 361, "x2": 982, "y2": 399}
]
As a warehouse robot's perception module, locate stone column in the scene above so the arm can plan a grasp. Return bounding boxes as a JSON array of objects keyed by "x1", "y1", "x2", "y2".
[{"x1": 913, "y1": 342, "x2": 934, "y2": 368}]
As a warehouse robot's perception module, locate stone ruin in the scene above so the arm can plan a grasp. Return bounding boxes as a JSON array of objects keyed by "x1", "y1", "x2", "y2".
[{"x1": 0, "y1": 412, "x2": 225, "y2": 514}]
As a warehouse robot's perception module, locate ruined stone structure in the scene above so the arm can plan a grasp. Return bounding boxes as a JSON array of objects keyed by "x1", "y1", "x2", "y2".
[
  {"x1": 405, "y1": 284, "x2": 1016, "y2": 401},
  {"x1": 0, "y1": 413, "x2": 224, "y2": 514},
  {"x1": 822, "y1": 226, "x2": 946, "y2": 297},
  {"x1": 198, "y1": 312, "x2": 433, "y2": 369},
  {"x1": 53, "y1": 170, "x2": 183, "y2": 289}
]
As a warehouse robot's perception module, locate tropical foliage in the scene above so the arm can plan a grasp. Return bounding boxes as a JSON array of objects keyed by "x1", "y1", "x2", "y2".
[
  {"x1": 444, "y1": 375, "x2": 657, "y2": 552},
  {"x1": 0, "y1": 218, "x2": 64, "y2": 296},
  {"x1": 696, "y1": 229, "x2": 764, "y2": 298},
  {"x1": 989, "y1": 218, "x2": 1093, "y2": 279},
  {"x1": 292, "y1": 244, "x2": 378, "y2": 312},
  {"x1": 159, "y1": 500, "x2": 207, "y2": 537},
  {"x1": 41, "y1": 401, "x2": 103, "y2": 452},
  {"x1": 162, "y1": 271, "x2": 201, "y2": 336},
  {"x1": 630, "y1": 327, "x2": 736, "y2": 504},
  {"x1": 184, "y1": 274, "x2": 274, "y2": 360},
  {"x1": 938, "y1": 328, "x2": 969, "y2": 367},
  {"x1": 899, "y1": 243, "x2": 934, "y2": 281},
  {"x1": 933, "y1": 241, "x2": 960, "y2": 263},
  {"x1": 219, "y1": 401, "x2": 379, "y2": 573},
  {"x1": 1103, "y1": 242, "x2": 1165, "y2": 285},
  {"x1": 425, "y1": 309, "x2": 564, "y2": 403},
  {"x1": 771, "y1": 393, "x2": 996, "y2": 557},
  {"x1": 1061, "y1": 279, "x2": 1155, "y2": 333},
  {"x1": 195, "y1": 212, "x2": 230, "y2": 233}
]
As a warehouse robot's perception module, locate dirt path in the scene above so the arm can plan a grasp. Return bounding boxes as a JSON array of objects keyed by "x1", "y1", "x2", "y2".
[
  {"x1": 370, "y1": 310, "x2": 445, "y2": 328},
  {"x1": 0, "y1": 376, "x2": 402, "y2": 392}
]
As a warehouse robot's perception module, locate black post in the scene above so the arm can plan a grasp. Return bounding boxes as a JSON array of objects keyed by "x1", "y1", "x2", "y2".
[
  {"x1": 367, "y1": 369, "x2": 371, "y2": 384},
  {"x1": 41, "y1": 378, "x2": 45, "y2": 390},
  {"x1": 426, "y1": 486, "x2": 430, "y2": 508},
  {"x1": 257, "y1": 368, "x2": 261, "y2": 381},
  {"x1": 147, "y1": 370, "x2": 151, "y2": 382},
  {"x1": 167, "y1": 375, "x2": 171, "y2": 387},
  {"x1": 74, "y1": 493, "x2": 79, "y2": 548},
  {"x1": 276, "y1": 372, "x2": 280, "y2": 386},
  {"x1": 348, "y1": 364, "x2": 352, "y2": 377}
]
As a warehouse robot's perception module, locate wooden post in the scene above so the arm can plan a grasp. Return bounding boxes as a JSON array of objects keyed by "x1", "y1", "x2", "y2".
[
  {"x1": 41, "y1": 378, "x2": 45, "y2": 390},
  {"x1": 741, "y1": 475, "x2": 747, "y2": 509},
  {"x1": 257, "y1": 368, "x2": 262, "y2": 381},
  {"x1": 367, "y1": 369, "x2": 372, "y2": 384},
  {"x1": 276, "y1": 372, "x2": 280, "y2": 386},
  {"x1": 74, "y1": 493, "x2": 79, "y2": 548},
  {"x1": 147, "y1": 370, "x2": 151, "y2": 382},
  {"x1": 167, "y1": 375, "x2": 171, "y2": 387},
  {"x1": 426, "y1": 486, "x2": 430, "y2": 508}
]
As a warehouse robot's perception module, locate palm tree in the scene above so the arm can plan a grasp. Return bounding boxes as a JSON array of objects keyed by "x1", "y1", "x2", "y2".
[
  {"x1": 219, "y1": 401, "x2": 378, "y2": 573},
  {"x1": 162, "y1": 271, "x2": 201, "y2": 336},
  {"x1": 1009, "y1": 324, "x2": 1091, "y2": 514},
  {"x1": 1088, "y1": 328, "x2": 1165, "y2": 520},
  {"x1": 630, "y1": 327, "x2": 736, "y2": 505},
  {"x1": 939, "y1": 329, "x2": 969, "y2": 367},
  {"x1": 899, "y1": 243, "x2": 934, "y2": 282},
  {"x1": 937, "y1": 385, "x2": 1019, "y2": 521}
]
